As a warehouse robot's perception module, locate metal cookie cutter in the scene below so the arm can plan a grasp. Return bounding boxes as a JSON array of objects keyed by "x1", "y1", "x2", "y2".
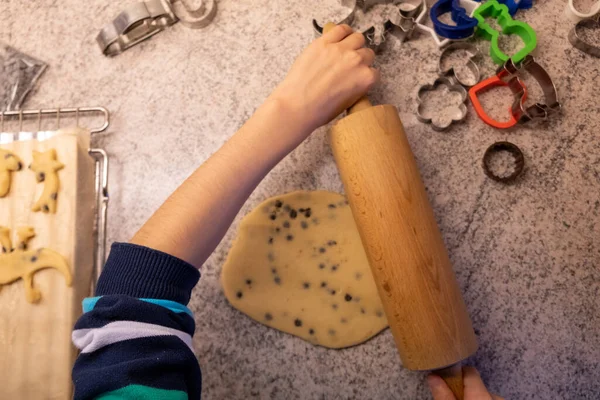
[
  {"x1": 496, "y1": 55, "x2": 560, "y2": 124},
  {"x1": 569, "y1": 17, "x2": 600, "y2": 58},
  {"x1": 416, "y1": 76, "x2": 468, "y2": 131},
  {"x1": 97, "y1": 0, "x2": 217, "y2": 56},
  {"x1": 438, "y1": 42, "x2": 481, "y2": 87},
  {"x1": 313, "y1": 0, "x2": 358, "y2": 36},
  {"x1": 565, "y1": 0, "x2": 600, "y2": 23},
  {"x1": 313, "y1": 0, "x2": 405, "y2": 52},
  {"x1": 397, "y1": 0, "x2": 466, "y2": 48},
  {"x1": 430, "y1": 0, "x2": 481, "y2": 39},
  {"x1": 473, "y1": 0, "x2": 537, "y2": 65},
  {"x1": 482, "y1": 141, "x2": 525, "y2": 183}
]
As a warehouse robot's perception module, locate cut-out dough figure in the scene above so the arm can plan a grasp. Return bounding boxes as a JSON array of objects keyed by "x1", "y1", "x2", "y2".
[
  {"x1": 0, "y1": 226, "x2": 72, "y2": 303},
  {"x1": 0, "y1": 149, "x2": 23, "y2": 198},
  {"x1": 29, "y1": 149, "x2": 64, "y2": 213}
]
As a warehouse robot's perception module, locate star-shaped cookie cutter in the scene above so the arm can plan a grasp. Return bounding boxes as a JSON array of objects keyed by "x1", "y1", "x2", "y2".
[{"x1": 416, "y1": 76, "x2": 468, "y2": 131}]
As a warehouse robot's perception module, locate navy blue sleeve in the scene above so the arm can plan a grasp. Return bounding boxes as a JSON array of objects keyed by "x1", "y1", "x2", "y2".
[{"x1": 71, "y1": 243, "x2": 202, "y2": 400}]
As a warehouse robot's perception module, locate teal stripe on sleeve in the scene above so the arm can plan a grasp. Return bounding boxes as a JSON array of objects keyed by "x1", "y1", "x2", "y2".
[
  {"x1": 95, "y1": 384, "x2": 187, "y2": 400},
  {"x1": 83, "y1": 296, "x2": 193, "y2": 317}
]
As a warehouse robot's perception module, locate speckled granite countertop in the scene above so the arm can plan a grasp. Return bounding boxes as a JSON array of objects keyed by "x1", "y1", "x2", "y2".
[{"x1": 3, "y1": 0, "x2": 599, "y2": 398}]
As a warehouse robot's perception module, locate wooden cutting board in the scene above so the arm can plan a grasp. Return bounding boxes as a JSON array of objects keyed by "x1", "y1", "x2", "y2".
[{"x1": 0, "y1": 127, "x2": 96, "y2": 399}]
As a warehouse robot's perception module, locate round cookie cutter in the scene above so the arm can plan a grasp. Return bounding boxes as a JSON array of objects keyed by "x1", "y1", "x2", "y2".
[
  {"x1": 565, "y1": 0, "x2": 600, "y2": 23},
  {"x1": 482, "y1": 141, "x2": 524, "y2": 182}
]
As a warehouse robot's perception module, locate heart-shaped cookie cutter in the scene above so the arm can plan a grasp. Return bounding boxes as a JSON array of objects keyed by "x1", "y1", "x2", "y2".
[
  {"x1": 565, "y1": 0, "x2": 600, "y2": 23},
  {"x1": 416, "y1": 76, "x2": 468, "y2": 131},
  {"x1": 469, "y1": 74, "x2": 527, "y2": 129},
  {"x1": 438, "y1": 42, "x2": 482, "y2": 87},
  {"x1": 496, "y1": 55, "x2": 560, "y2": 123},
  {"x1": 430, "y1": 0, "x2": 481, "y2": 39},
  {"x1": 568, "y1": 16, "x2": 600, "y2": 58},
  {"x1": 473, "y1": 0, "x2": 537, "y2": 64}
]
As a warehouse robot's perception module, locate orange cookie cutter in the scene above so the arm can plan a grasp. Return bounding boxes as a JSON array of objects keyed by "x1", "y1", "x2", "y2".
[{"x1": 468, "y1": 74, "x2": 528, "y2": 129}]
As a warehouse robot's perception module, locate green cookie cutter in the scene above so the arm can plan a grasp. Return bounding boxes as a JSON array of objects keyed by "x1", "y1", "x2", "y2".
[{"x1": 473, "y1": 0, "x2": 537, "y2": 65}]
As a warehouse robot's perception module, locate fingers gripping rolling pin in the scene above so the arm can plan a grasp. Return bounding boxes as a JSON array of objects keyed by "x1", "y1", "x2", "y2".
[{"x1": 323, "y1": 23, "x2": 478, "y2": 399}]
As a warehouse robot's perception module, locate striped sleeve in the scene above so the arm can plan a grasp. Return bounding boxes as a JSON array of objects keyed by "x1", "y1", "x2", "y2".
[{"x1": 72, "y1": 243, "x2": 201, "y2": 400}]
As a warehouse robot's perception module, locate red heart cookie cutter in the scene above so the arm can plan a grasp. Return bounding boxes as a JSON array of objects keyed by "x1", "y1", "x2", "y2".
[{"x1": 469, "y1": 75, "x2": 528, "y2": 129}]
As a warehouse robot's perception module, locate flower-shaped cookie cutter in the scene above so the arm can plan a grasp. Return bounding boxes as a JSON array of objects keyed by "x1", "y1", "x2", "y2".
[
  {"x1": 568, "y1": 16, "x2": 600, "y2": 58},
  {"x1": 430, "y1": 0, "x2": 481, "y2": 39},
  {"x1": 473, "y1": 0, "x2": 537, "y2": 64},
  {"x1": 565, "y1": 0, "x2": 600, "y2": 23},
  {"x1": 438, "y1": 42, "x2": 482, "y2": 87},
  {"x1": 416, "y1": 76, "x2": 468, "y2": 131}
]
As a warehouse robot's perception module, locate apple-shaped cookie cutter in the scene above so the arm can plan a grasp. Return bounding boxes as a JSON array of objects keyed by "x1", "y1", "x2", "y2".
[
  {"x1": 468, "y1": 74, "x2": 527, "y2": 129},
  {"x1": 438, "y1": 42, "x2": 482, "y2": 87},
  {"x1": 473, "y1": 0, "x2": 537, "y2": 65},
  {"x1": 568, "y1": 16, "x2": 600, "y2": 58},
  {"x1": 416, "y1": 77, "x2": 468, "y2": 131}
]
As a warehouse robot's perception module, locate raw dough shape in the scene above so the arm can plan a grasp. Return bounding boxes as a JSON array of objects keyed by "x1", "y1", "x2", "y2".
[
  {"x1": 0, "y1": 226, "x2": 72, "y2": 303},
  {"x1": 222, "y1": 191, "x2": 388, "y2": 349},
  {"x1": 0, "y1": 149, "x2": 23, "y2": 197},
  {"x1": 29, "y1": 149, "x2": 64, "y2": 213}
]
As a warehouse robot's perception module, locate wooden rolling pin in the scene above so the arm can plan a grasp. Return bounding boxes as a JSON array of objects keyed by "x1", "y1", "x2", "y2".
[{"x1": 324, "y1": 23, "x2": 478, "y2": 399}]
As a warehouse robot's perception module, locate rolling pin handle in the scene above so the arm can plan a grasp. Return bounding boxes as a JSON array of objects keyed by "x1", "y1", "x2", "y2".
[
  {"x1": 348, "y1": 97, "x2": 372, "y2": 114},
  {"x1": 322, "y1": 22, "x2": 373, "y2": 115},
  {"x1": 435, "y1": 363, "x2": 465, "y2": 400}
]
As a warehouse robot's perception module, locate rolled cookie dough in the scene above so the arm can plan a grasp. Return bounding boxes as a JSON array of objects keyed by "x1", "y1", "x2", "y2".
[{"x1": 222, "y1": 191, "x2": 388, "y2": 349}]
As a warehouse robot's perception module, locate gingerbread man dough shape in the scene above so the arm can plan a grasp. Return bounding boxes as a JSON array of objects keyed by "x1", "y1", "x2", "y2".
[
  {"x1": 0, "y1": 226, "x2": 72, "y2": 303},
  {"x1": 0, "y1": 149, "x2": 23, "y2": 198},
  {"x1": 29, "y1": 149, "x2": 64, "y2": 213}
]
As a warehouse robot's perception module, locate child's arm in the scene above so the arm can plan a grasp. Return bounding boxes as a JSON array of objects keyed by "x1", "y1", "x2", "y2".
[
  {"x1": 130, "y1": 24, "x2": 378, "y2": 267},
  {"x1": 72, "y1": 25, "x2": 376, "y2": 400}
]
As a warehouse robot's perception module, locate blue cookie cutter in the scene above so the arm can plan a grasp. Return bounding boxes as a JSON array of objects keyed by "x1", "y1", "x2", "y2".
[
  {"x1": 430, "y1": 0, "x2": 479, "y2": 39},
  {"x1": 496, "y1": 0, "x2": 533, "y2": 15}
]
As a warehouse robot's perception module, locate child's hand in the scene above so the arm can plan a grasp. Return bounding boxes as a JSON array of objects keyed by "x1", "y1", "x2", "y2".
[
  {"x1": 271, "y1": 24, "x2": 379, "y2": 135},
  {"x1": 427, "y1": 366, "x2": 504, "y2": 400}
]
